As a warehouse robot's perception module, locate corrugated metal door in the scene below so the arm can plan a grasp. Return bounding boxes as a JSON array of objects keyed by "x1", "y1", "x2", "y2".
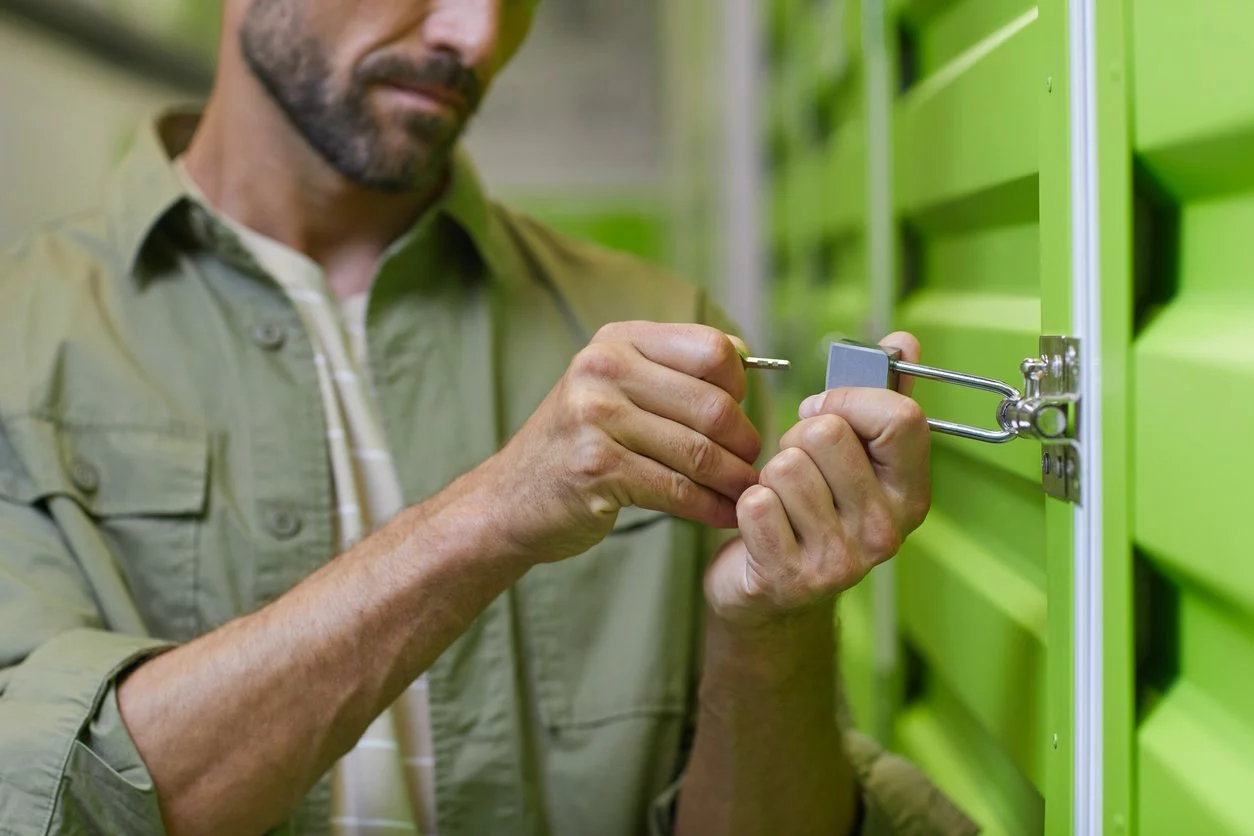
[
  {"x1": 763, "y1": 0, "x2": 893, "y2": 738},
  {"x1": 888, "y1": 3, "x2": 1052, "y2": 833},
  {"x1": 763, "y1": 0, "x2": 1252, "y2": 833},
  {"x1": 1127, "y1": 1, "x2": 1254, "y2": 832}
]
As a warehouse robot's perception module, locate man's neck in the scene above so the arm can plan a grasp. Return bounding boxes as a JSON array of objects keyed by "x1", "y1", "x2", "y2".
[{"x1": 181, "y1": 65, "x2": 444, "y2": 300}]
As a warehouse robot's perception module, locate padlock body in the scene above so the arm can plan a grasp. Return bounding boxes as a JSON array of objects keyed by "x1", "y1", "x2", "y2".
[{"x1": 825, "y1": 340, "x2": 902, "y2": 391}]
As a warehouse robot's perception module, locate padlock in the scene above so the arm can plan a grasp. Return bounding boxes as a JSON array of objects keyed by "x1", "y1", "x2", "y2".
[
  {"x1": 823, "y1": 339, "x2": 1023, "y2": 444},
  {"x1": 825, "y1": 339, "x2": 903, "y2": 391}
]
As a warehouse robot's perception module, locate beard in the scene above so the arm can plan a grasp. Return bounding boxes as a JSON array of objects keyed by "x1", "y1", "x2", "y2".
[{"x1": 239, "y1": 0, "x2": 483, "y2": 193}]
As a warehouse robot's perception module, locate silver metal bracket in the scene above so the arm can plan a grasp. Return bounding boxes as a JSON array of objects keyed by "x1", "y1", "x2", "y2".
[
  {"x1": 824, "y1": 336, "x2": 1082, "y2": 503},
  {"x1": 1024, "y1": 336, "x2": 1081, "y2": 503}
]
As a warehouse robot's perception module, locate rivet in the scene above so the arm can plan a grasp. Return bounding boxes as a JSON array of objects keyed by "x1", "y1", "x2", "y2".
[
  {"x1": 1052, "y1": 733, "x2": 1059, "y2": 749},
  {"x1": 1042, "y1": 452, "x2": 1052, "y2": 475}
]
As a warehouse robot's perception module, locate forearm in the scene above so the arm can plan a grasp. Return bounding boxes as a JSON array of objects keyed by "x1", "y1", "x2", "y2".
[
  {"x1": 675, "y1": 605, "x2": 857, "y2": 836},
  {"x1": 118, "y1": 475, "x2": 528, "y2": 836}
]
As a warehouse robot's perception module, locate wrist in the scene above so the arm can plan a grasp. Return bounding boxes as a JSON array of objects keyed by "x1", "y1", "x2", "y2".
[
  {"x1": 402, "y1": 475, "x2": 539, "y2": 581},
  {"x1": 702, "y1": 602, "x2": 837, "y2": 689}
]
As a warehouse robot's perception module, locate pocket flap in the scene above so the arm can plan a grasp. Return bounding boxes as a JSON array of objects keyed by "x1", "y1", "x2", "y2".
[{"x1": 0, "y1": 416, "x2": 208, "y2": 517}]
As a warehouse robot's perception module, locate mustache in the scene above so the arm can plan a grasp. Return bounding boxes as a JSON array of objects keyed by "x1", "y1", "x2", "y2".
[{"x1": 356, "y1": 51, "x2": 483, "y2": 111}]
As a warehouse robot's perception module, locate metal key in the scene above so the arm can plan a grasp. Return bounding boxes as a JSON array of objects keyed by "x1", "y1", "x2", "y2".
[{"x1": 742, "y1": 356, "x2": 791, "y2": 371}]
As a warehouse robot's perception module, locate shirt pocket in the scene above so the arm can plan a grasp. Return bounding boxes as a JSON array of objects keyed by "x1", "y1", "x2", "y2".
[
  {"x1": 516, "y1": 507, "x2": 704, "y2": 730},
  {"x1": 1, "y1": 416, "x2": 210, "y2": 639}
]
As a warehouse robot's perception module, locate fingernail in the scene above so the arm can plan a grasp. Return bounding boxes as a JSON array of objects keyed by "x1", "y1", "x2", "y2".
[{"x1": 799, "y1": 393, "x2": 823, "y2": 418}]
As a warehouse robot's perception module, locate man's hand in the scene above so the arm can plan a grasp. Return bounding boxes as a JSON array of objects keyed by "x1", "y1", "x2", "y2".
[
  {"x1": 477, "y1": 321, "x2": 762, "y2": 565},
  {"x1": 704, "y1": 332, "x2": 931, "y2": 629}
]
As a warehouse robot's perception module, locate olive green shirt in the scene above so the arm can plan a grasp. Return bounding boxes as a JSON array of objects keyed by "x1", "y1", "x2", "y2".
[{"x1": 0, "y1": 113, "x2": 976, "y2": 836}]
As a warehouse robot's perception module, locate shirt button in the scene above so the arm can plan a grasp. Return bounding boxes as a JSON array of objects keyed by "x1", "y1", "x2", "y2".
[
  {"x1": 252, "y1": 323, "x2": 286, "y2": 351},
  {"x1": 265, "y1": 509, "x2": 302, "y2": 540},
  {"x1": 69, "y1": 459, "x2": 100, "y2": 494}
]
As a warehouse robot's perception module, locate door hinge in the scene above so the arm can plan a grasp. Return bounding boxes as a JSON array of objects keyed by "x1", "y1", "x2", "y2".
[{"x1": 824, "y1": 335, "x2": 1082, "y2": 503}]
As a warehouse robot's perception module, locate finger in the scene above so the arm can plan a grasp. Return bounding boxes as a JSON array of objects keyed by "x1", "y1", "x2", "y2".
[
  {"x1": 594, "y1": 321, "x2": 748, "y2": 402},
  {"x1": 615, "y1": 410, "x2": 760, "y2": 502},
  {"x1": 615, "y1": 445, "x2": 740, "y2": 529},
  {"x1": 758, "y1": 447, "x2": 846, "y2": 556},
  {"x1": 879, "y1": 331, "x2": 921, "y2": 397},
  {"x1": 780, "y1": 414, "x2": 902, "y2": 564},
  {"x1": 794, "y1": 388, "x2": 931, "y2": 501},
  {"x1": 779, "y1": 414, "x2": 881, "y2": 515},
  {"x1": 615, "y1": 358, "x2": 762, "y2": 464},
  {"x1": 735, "y1": 484, "x2": 798, "y2": 569}
]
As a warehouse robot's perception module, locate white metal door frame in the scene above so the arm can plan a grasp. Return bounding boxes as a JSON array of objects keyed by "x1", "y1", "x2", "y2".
[{"x1": 1068, "y1": 0, "x2": 1103, "y2": 832}]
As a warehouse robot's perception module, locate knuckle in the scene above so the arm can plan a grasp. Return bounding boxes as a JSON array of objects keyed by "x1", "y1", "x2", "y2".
[
  {"x1": 696, "y1": 328, "x2": 737, "y2": 374},
  {"x1": 669, "y1": 469, "x2": 699, "y2": 505},
  {"x1": 760, "y1": 447, "x2": 809, "y2": 487},
  {"x1": 571, "y1": 429, "x2": 618, "y2": 480},
  {"x1": 700, "y1": 393, "x2": 739, "y2": 436},
  {"x1": 592, "y1": 321, "x2": 631, "y2": 343},
  {"x1": 572, "y1": 344, "x2": 625, "y2": 381},
  {"x1": 863, "y1": 510, "x2": 903, "y2": 562},
  {"x1": 686, "y1": 433, "x2": 718, "y2": 478},
  {"x1": 802, "y1": 413, "x2": 853, "y2": 450},
  {"x1": 891, "y1": 396, "x2": 927, "y2": 430},
  {"x1": 905, "y1": 486, "x2": 933, "y2": 530},
  {"x1": 568, "y1": 387, "x2": 618, "y2": 426},
  {"x1": 739, "y1": 485, "x2": 776, "y2": 521},
  {"x1": 811, "y1": 543, "x2": 861, "y2": 596}
]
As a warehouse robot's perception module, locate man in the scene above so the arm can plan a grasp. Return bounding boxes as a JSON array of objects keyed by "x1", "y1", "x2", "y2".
[{"x1": 0, "y1": 2, "x2": 976, "y2": 835}]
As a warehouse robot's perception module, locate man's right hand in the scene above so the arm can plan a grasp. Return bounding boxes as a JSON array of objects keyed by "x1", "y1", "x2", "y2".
[{"x1": 475, "y1": 321, "x2": 763, "y2": 565}]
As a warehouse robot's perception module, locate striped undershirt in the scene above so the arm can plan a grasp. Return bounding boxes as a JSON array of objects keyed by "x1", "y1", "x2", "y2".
[{"x1": 176, "y1": 161, "x2": 438, "y2": 836}]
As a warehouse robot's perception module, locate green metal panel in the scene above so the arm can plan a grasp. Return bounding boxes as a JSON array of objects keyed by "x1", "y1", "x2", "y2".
[
  {"x1": 763, "y1": 0, "x2": 884, "y2": 741},
  {"x1": 1130, "y1": 2, "x2": 1254, "y2": 832},
  {"x1": 889, "y1": 3, "x2": 1051, "y2": 832},
  {"x1": 764, "y1": 0, "x2": 1254, "y2": 832}
]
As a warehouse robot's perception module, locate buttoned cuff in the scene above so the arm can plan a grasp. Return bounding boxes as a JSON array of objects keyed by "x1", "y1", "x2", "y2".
[{"x1": 0, "y1": 629, "x2": 173, "y2": 836}]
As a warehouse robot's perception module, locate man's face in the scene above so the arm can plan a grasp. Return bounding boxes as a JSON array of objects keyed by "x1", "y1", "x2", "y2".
[{"x1": 239, "y1": 0, "x2": 534, "y2": 193}]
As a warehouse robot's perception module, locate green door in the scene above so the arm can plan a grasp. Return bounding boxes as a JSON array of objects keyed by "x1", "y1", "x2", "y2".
[
  {"x1": 763, "y1": 0, "x2": 1251, "y2": 833},
  {"x1": 1122, "y1": 1, "x2": 1254, "y2": 833},
  {"x1": 764, "y1": 0, "x2": 891, "y2": 742},
  {"x1": 889, "y1": 3, "x2": 1054, "y2": 833}
]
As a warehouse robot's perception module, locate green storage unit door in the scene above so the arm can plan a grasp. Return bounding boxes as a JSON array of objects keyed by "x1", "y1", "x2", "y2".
[
  {"x1": 1129, "y1": 1, "x2": 1254, "y2": 832},
  {"x1": 764, "y1": 0, "x2": 1253, "y2": 832},
  {"x1": 764, "y1": 0, "x2": 889, "y2": 740},
  {"x1": 890, "y1": 2, "x2": 1047, "y2": 833}
]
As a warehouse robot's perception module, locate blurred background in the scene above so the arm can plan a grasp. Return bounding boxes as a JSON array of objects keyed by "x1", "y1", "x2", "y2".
[{"x1": 4, "y1": 2, "x2": 1252, "y2": 834}]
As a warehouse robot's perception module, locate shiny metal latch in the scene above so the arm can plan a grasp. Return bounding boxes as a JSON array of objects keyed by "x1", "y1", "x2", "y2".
[{"x1": 825, "y1": 337, "x2": 1081, "y2": 501}]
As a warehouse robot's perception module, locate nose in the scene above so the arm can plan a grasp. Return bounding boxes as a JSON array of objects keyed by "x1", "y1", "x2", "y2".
[{"x1": 424, "y1": 0, "x2": 501, "y2": 71}]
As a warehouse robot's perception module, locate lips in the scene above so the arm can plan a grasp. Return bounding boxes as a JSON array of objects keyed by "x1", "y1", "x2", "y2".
[{"x1": 381, "y1": 80, "x2": 466, "y2": 113}]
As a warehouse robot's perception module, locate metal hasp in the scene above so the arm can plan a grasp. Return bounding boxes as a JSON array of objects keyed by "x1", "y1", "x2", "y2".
[
  {"x1": 823, "y1": 337, "x2": 1082, "y2": 502},
  {"x1": 1015, "y1": 336, "x2": 1082, "y2": 503}
]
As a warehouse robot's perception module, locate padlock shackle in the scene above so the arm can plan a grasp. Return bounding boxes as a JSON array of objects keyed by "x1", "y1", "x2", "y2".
[{"x1": 891, "y1": 360, "x2": 1021, "y2": 444}]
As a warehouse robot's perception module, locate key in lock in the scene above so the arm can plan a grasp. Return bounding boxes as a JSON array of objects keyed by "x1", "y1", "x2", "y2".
[{"x1": 824, "y1": 338, "x2": 1078, "y2": 445}]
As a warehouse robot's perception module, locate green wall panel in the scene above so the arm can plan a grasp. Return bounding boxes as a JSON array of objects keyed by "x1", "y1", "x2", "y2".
[
  {"x1": 764, "y1": 0, "x2": 882, "y2": 741},
  {"x1": 1130, "y1": 2, "x2": 1254, "y2": 825},
  {"x1": 891, "y1": 3, "x2": 1048, "y2": 828},
  {"x1": 763, "y1": 0, "x2": 1252, "y2": 831}
]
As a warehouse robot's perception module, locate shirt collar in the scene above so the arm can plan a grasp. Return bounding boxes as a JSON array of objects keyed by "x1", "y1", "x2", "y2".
[{"x1": 107, "y1": 109, "x2": 502, "y2": 283}]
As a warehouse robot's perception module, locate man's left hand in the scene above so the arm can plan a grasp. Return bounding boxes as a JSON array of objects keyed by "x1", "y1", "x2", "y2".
[{"x1": 704, "y1": 332, "x2": 932, "y2": 630}]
